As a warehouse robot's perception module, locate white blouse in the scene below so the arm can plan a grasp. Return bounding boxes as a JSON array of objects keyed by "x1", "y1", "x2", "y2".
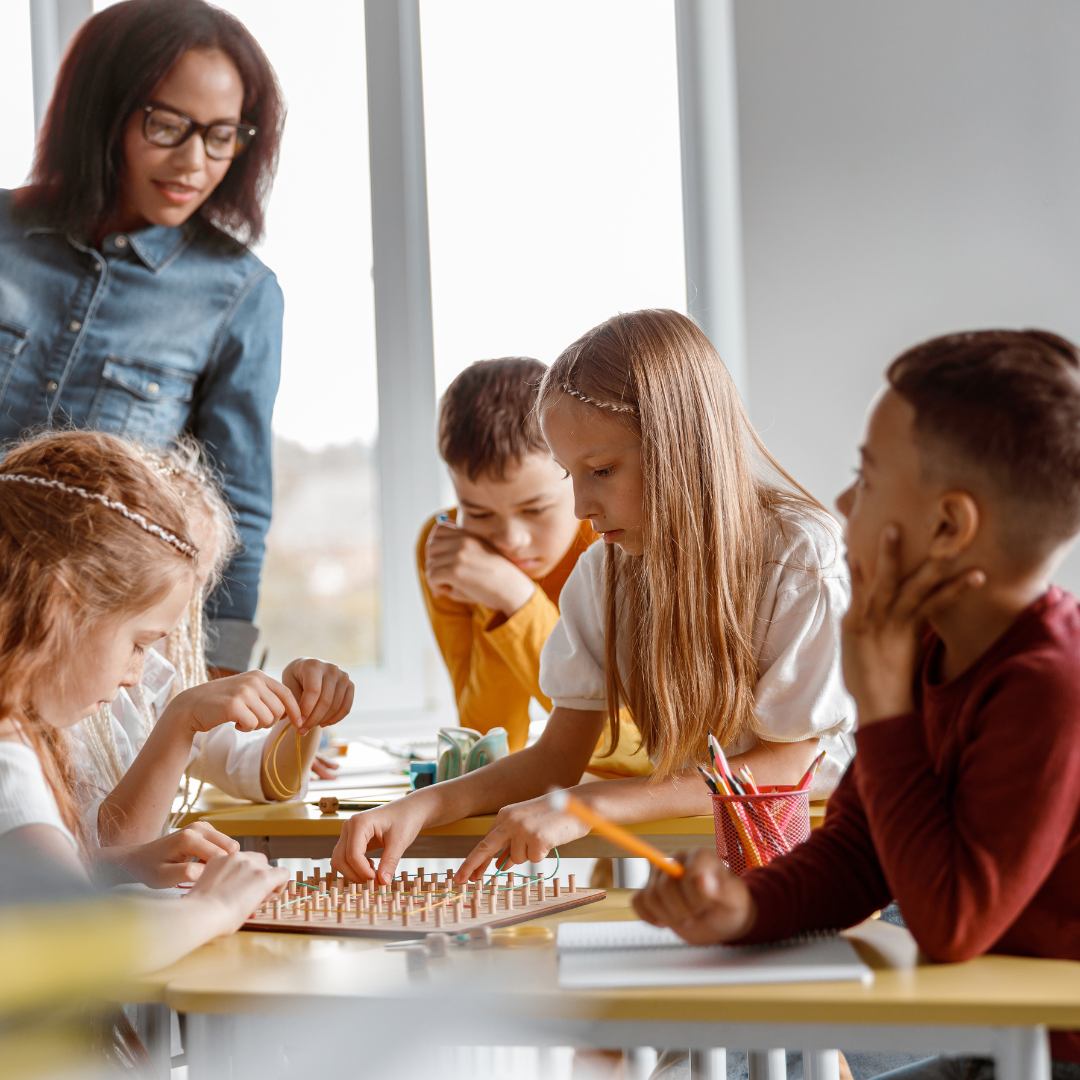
[
  {"x1": 538, "y1": 505, "x2": 856, "y2": 795},
  {"x1": 68, "y1": 649, "x2": 303, "y2": 841},
  {"x1": 0, "y1": 741, "x2": 78, "y2": 851}
]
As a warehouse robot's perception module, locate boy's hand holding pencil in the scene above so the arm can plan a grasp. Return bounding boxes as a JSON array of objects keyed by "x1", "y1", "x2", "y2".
[{"x1": 632, "y1": 848, "x2": 758, "y2": 946}]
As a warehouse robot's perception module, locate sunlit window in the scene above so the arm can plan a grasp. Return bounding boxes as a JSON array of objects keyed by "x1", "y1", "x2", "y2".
[
  {"x1": 0, "y1": 4, "x2": 35, "y2": 190},
  {"x1": 419, "y1": 0, "x2": 686, "y2": 395}
]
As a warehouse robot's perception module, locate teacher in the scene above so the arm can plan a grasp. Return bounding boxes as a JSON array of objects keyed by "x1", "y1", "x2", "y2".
[{"x1": 0, "y1": 0, "x2": 284, "y2": 673}]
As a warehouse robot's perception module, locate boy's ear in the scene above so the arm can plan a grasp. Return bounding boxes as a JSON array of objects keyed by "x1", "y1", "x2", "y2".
[{"x1": 928, "y1": 490, "x2": 980, "y2": 557}]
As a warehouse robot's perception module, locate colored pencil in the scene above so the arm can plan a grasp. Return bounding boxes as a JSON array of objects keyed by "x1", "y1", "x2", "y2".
[{"x1": 796, "y1": 750, "x2": 827, "y2": 792}]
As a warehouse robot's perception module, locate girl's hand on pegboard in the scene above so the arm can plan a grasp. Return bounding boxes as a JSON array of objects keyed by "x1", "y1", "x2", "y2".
[
  {"x1": 456, "y1": 795, "x2": 591, "y2": 882},
  {"x1": 331, "y1": 799, "x2": 429, "y2": 885},
  {"x1": 281, "y1": 658, "x2": 355, "y2": 734}
]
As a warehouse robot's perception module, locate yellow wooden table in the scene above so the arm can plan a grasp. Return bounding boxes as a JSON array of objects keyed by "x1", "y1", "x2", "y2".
[
  {"x1": 185, "y1": 796, "x2": 828, "y2": 862},
  {"x1": 132, "y1": 891, "x2": 1077, "y2": 1080}
]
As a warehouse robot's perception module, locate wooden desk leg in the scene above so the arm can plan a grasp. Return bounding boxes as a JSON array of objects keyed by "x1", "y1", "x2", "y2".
[
  {"x1": 690, "y1": 1049, "x2": 727, "y2": 1078},
  {"x1": 748, "y1": 1048, "x2": 787, "y2": 1080},
  {"x1": 625, "y1": 1046, "x2": 658, "y2": 1080},
  {"x1": 993, "y1": 1026, "x2": 1051, "y2": 1080},
  {"x1": 803, "y1": 1049, "x2": 840, "y2": 1080}
]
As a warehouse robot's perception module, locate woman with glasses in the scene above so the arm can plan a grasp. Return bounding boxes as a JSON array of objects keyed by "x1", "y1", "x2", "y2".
[{"x1": 0, "y1": 0, "x2": 284, "y2": 674}]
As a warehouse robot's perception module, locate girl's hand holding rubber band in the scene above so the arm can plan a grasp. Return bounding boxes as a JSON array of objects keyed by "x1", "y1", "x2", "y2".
[{"x1": 281, "y1": 658, "x2": 355, "y2": 734}]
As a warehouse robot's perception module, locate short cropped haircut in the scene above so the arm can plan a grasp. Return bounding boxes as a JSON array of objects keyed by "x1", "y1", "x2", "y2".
[
  {"x1": 438, "y1": 358, "x2": 549, "y2": 481},
  {"x1": 18, "y1": 0, "x2": 283, "y2": 246},
  {"x1": 888, "y1": 329, "x2": 1080, "y2": 559}
]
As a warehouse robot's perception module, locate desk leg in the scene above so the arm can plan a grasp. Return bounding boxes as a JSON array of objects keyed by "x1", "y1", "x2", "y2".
[
  {"x1": 625, "y1": 1047, "x2": 659, "y2": 1079},
  {"x1": 803, "y1": 1049, "x2": 840, "y2": 1080},
  {"x1": 185, "y1": 1013, "x2": 231, "y2": 1080},
  {"x1": 690, "y1": 1049, "x2": 727, "y2": 1078},
  {"x1": 748, "y1": 1049, "x2": 787, "y2": 1080},
  {"x1": 993, "y1": 1026, "x2": 1050, "y2": 1080},
  {"x1": 134, "y1": 1003, "x2": 171, "y2": 1078}
]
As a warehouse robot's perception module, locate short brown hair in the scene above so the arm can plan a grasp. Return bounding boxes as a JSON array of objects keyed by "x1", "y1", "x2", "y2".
[
  {"x1": 887, "y1": 329, "x2": 1080, "y2": 559},
  {"x1": 438, "y1": 358, "x2": 548, "y2": 480}
]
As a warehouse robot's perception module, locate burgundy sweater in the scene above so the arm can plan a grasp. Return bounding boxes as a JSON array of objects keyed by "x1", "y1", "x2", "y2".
[{"x1": 742, "y1": 587, "x2": 1080, "y2": 1062}]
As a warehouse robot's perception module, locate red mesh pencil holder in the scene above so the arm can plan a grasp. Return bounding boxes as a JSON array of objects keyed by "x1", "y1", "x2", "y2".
[{"x1": 711, "y1": 789, "x2": 811, "y2": 875}]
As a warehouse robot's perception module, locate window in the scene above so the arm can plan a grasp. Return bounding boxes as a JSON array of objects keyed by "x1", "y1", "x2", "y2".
[
  {"x1": 0, "y1": 4, "x2": 35, "y2": 190},
  {"x1": 419, "y1": 0, "x2": 686, "y2": 397}
]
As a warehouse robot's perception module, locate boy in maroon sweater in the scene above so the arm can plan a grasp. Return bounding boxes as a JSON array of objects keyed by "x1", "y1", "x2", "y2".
[{"x1": 634, "y1": 330, "x2": 1080, "y2": 1077}]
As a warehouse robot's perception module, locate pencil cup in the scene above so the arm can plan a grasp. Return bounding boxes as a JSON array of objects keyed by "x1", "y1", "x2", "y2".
[{"x1": 711, "y1": 790, "x2": 810, "y2": 875}]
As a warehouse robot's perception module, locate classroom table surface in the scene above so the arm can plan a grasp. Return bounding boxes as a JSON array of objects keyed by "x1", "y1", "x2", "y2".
[
  {"x1": 180, "y1": 794, "x2": 828, "y2": 860},
  {"x1": 126, "y1": 890, "x2": 1080, "y2": 1032}
]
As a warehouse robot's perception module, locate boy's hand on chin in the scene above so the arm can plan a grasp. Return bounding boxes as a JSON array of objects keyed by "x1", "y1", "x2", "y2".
[
  {"x1": 843, "y1": 524, "x2": 985, "y2": 725},
  {"x1": 425, "y1": 523, "x2": 535, "y2": 616},
  {"x1": 632, "y1": 849, "x2": 757, "y2": 945}
]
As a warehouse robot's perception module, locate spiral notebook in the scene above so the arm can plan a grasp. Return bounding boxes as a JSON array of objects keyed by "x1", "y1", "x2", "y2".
[{"x1": 557, "y1": 921, "x2": 873, "y2": 990}]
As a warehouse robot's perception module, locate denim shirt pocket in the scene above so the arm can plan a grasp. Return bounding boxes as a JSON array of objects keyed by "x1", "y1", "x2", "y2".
[
  {"x1": 0, "y1": 319, "x2": 30, "y2": 400},
  {"x1": 87, "y1": 355, "x2": 197, "y2": 443}
]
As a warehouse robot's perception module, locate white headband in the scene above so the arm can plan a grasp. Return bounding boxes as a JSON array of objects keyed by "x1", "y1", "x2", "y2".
[{"x1": 0, "y1": 473, "x2": 198, "y2": 559}]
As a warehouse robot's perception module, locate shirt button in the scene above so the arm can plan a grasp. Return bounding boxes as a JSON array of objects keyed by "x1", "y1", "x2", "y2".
[
  {"x1": 146, "y1": 382, "x2": 160, "y2": 395},
  {"x1": 114, "y1": 236, "x2": 128, "y2": 248},
  {"x1": 46, "y1": 380, "x2": 58, "y2": 393},
  {"x1": 69, "y1": 320, "x2": 81, "y2": 332}
]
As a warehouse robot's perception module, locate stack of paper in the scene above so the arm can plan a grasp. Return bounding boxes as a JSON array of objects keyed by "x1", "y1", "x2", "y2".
[{"x1": 556, "y1": 921, "x2": 873, "y2": 990}]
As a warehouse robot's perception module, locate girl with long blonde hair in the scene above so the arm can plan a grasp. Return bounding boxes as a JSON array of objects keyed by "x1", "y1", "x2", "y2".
[
  {"x1": 333, "y1": 310, "x2": 854, "y2": 884},
  {"x1": 0, "y1": 429, "x2": 287, "y2": 962}
]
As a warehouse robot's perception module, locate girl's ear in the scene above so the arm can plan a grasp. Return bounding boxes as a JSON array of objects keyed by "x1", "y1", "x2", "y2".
[{"x1": 929, "y1": 491, "x2": 980, "y2": 557}]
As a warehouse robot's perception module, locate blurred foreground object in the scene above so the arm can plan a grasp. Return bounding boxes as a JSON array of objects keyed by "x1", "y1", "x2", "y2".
[{"x1": 0, "y1": 834, "x2": 141, "y2": 1080}]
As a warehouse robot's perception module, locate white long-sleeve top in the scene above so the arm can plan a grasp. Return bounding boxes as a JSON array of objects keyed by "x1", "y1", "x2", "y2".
[
  {"x1": 69, "y1": 650, "x2": 306, "y2": 841},
  {"x1": 539, "y1": 505, "x2": 856, "y2": 796}
]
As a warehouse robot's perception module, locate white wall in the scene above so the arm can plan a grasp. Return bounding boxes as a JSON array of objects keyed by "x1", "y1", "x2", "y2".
[{"x1": 735, "y1": 0, "x2": 1080, "y2": 591}]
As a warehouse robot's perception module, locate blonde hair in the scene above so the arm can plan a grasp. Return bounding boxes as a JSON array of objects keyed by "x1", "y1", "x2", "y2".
[
  {"x1": 0, "y1": 430, "x2": 197, "y2": 847},
  {"x1": 81, "y1": 437, "x2": 239, "y2": 823},
  {"x1": 537, "y1": 309, "x2": 827, "y2": 777}
]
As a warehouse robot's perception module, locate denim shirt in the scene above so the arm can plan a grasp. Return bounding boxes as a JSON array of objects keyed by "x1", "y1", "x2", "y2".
[{"x1": 0, "y1": 190, "x2": 283, "y2": 670}]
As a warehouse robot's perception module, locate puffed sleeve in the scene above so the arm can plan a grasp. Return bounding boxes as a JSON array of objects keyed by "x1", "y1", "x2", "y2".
[
  {"x1": 539, "y1": 543, "x2": 609, "y2": 711},
  {"x1": 750, "y1": 511, "x2": 856, "y2": 794}
]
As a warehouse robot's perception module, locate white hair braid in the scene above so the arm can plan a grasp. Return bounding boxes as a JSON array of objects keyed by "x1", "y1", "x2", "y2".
[{"x1": 0, "y1": 473, "x2": 198, "y2": 559}]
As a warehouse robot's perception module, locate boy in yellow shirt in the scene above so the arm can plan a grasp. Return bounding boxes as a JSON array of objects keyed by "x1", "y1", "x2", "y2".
[{"x1": 418, "y1": 357, "x2": 648, "y2": 774}]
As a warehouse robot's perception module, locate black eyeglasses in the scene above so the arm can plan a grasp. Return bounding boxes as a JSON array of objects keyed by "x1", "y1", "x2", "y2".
[{"x1": 139, "y1": 103, "x2": 257, "y2": 161}]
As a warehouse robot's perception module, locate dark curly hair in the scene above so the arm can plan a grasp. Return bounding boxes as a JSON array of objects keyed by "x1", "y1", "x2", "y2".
[{"x1": 16, "y1": 0, "x2": 283, "y2": 246}]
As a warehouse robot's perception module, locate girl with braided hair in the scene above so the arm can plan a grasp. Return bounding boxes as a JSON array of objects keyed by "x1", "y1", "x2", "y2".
[{"x1": 0, "y1": 429, "x2": 287, "y2": 964}]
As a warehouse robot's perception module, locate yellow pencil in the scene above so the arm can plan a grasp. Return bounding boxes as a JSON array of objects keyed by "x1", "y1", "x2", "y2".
[{"x1": 549, "y1": 789, "x2": 685, "y2": 878}]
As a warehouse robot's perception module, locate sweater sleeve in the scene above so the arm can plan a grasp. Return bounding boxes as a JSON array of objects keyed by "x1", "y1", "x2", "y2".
[
  {"x1": 482, "y1": 588, "x2": 560, "y2": 710},
  {"x1": 740, "y1": 766, "x2": 893, "y2": 943},
  {"x1": 852, "y1": 656, "x2": 1080, "y2": 962}
]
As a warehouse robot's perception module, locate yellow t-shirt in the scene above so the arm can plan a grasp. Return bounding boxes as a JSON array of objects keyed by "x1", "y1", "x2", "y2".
[{"x1": 416, "y1": 512, "x2": 651, "y2": 776}]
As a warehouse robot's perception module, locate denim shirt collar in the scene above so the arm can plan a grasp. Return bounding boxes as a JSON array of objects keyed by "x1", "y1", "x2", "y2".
[{"x1": 25, "y1": 220, "x2": 191, "y2": 274}]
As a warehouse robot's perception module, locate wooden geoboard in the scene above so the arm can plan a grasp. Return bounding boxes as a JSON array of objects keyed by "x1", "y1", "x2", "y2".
[{"x1": 242, "y1": 867, "x2": 605, "y2": 940}]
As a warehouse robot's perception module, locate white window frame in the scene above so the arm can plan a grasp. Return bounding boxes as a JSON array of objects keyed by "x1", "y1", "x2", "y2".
[{"x1": 29, "y1": 0, "x2": 747, "y2": 726}]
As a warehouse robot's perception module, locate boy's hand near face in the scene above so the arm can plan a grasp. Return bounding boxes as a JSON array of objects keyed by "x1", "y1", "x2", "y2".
[
  {"x1": 843, "y1": 525, "x2": 985, "y2": 725},
  {"x1": 425, "y1": 521, "x2": 536, "y2": 617},
  {"x1": 633, "y1": 849, "x2": 758, "y2": 944}
]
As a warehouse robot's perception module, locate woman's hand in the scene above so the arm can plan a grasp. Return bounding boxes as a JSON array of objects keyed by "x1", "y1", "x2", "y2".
[
  {"x1": 331, "y1": 796, "x2": 432, "y2": 885},
  {"x1": 161, "y1": 672, "x2": 302, "y2": 736},
  {"x1": 281, "y1": 659, "x2": 355, "y2": 734},
  {"x1": 843, "y1": 525, "x2": 984, "y2": 725},
  {"x1": 455, "y1": 795, "x2": 592, "y2": 882},
  {"x1": 100, "y1": 821, "x2": 240, "y2": 889},
  {"x1": 183, "y1": 851, "x2": 290, "y2": 939},
  {"x1": 632, "y1": 848, "x2": 757, "y2": 944}
]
